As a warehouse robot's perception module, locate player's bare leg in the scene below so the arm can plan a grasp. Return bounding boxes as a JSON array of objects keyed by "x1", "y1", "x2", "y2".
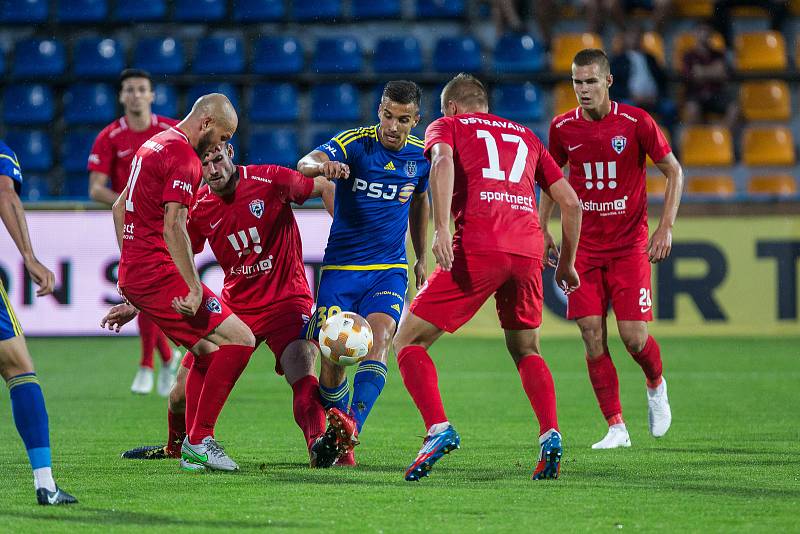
[
  {"x1": 578, "y1": 315, "x2": 631, "y2": 449},
  {"x1": 618, "y1": 320, "x2": 671, "y2": 438},
  {"x1": 504, "y1": 328, "x2": 562, "y2": 479}
]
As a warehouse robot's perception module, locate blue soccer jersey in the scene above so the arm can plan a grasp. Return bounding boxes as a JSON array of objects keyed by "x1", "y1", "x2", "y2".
[
  {"x1": 0, "y1": 140, "x2": 23, "y2": 194},
  {"x1": 316, "y1": 125, "x2": 430, "y2": 268},
  {"x1": 0, "y1": 141, "x2": 24, "y2": 340}
]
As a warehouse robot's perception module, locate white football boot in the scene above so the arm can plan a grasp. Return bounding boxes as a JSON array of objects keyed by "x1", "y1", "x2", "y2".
[
  {"x1": 130, "y1": 367, "x2": 154, "y2": 395},
  {"x1": 156, "y1": 354, "x2": 180, "y2": 397},
  {"x1": 591, "y1": 424, "x2": 632, "y2": 449},
  {"x1": 180, "y1": 436, "x2": 239, "y2": 472},
  {"x1": 647, "y1": 377, "x2": 672, "y2": 437}
]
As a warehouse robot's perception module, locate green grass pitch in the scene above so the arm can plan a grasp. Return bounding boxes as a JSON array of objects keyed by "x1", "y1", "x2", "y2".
[{"x1": 0, "y1": 335, "x2": 798, "y2": 532}]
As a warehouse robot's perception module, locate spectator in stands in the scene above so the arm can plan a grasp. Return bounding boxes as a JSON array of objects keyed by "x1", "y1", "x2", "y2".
[
  {"x1": 489, "y1": 0, "x2": 559, "y2": 50},
  {"x1": 585, "y1": 0, "x2": 672, "y2": 34},
  {"x1": 712, "y1": 0, "x2": 788, "y2": 46},
  {"x1": 681, "y1": 22, "x2": 739, "y2": 130}
]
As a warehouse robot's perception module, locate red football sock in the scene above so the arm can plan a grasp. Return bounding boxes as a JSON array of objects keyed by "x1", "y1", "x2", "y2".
[
  {"x1": 184, "y1": 352, "x2": 209, "y2": 437},
  {"x1": 516, "y1": 354, "x2": 559, "y2": 435},
  {"x1": 156, "y1": 331, "x2": 172, "y2": 364},
  {"x1": 166, "y1": 409, "x2": 186, "y2": 456},
  {"x1": 188, "y1": 344, "x2": 255, "y2": 443},
  {"x1": 291, "y1": 375, "x2": 327, "y2": 448},
  {"x1": 629, "y1": 335, "x2": 663, "y2": 388},
  {"x1": 586, "y1": 353, "x2": 623, "y2": 424},
  {"x1": 397, "y1": 345, "x2": 447, "y2": 430},
  {"x1": 137, "y1": 313, "x2": 159, "y2": 369}
]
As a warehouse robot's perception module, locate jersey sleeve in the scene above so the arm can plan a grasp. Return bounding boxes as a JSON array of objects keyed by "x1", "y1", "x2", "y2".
[
  {"x1": 270, "y1": 165, "x2": 315, "y2": 205},
  {"x1": 637, "y1": 111, "x2": 671, "y2": 163},
  {"x1": 317, "y1": 128, "x2": 364, "y2": 164},
  {"x1": 161, "y1": 144, "x2": 200, "y2": 207},
  {"x1": 532, "y1": 137, "x2": 564, "y2": 189},
  {"x1": 0, "y1": 144, "x2": 23, "y2": 194},
  {"x1": 423, "y1": 117, "x2": 455, "y2": 161},
  {"x1": 87, "y1": 126, "x2": 113, "y2": 174},
  {"x1": 547, "y1": 118, "x2": 568, "y2": 167}
]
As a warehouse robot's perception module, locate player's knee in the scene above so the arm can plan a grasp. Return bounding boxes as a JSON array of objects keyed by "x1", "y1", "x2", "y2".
[
  {"x1": 578, "y1": 323, "x2": 603, "y2": 350},
  {"x1": 623, "y1": 332, "x2": 648, "y2": 354}
]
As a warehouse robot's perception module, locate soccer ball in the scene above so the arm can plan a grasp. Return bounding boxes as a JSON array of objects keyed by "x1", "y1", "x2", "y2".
[{"x1": 318, "y1": 311, "x2": 373, "y2": 366}]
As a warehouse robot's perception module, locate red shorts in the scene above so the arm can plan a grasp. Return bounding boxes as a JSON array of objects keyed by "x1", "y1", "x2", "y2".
[
  {"x1": 121, "y1": 277, "x2": 232, "y2": 349},
  {"x1": 236, "y1": 299, "x2": 312, "y2": 375},
  {"x1": 566, "y1": 249, "x2": 653, "y2": 321},
  {"x1": 410, "y1": 252, "x2": 543, "y2": 333}
]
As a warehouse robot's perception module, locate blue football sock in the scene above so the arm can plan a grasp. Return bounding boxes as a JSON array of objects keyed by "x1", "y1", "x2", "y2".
[
  {"x1": 8, "y1": 373, "x2": 52, "y2": 471},
  {"x1": 349, "y1": 360, "x2": 387, "y2": 433},
  {"x1": 319, "y1": 378, "x2": 350, "y2": 413}
]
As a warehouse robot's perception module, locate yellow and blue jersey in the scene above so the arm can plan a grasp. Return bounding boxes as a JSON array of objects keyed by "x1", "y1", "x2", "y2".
[
  {"x1": 316, "y1": 125, "x2": 430, "y2": 269},
  {"x1": 0, "y1": 140, "x2": 23, "y2": 194},
  {"x1": 0, "y1": 140, "x2": 24, "y2": 339}
]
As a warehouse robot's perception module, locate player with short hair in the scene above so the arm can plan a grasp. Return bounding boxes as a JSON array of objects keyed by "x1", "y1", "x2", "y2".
[
  {"x1": 101, "y1": 94, "x2": 257, "y2": 472},
  {"x1": 88, "y1": 68, "x2": 180, "y2": 397},
  {"x1": 0, "y1": 139, "x2": 77, "y2": 505},
  {"x1": 297, "y1": 80, "x2": 431, "y2": 465},
  {"x1": 394, "y1": 73, "x2": 582, "y2": 481},
  {"x1": 540, "y1": 49, "x2": 684, "y2": 449}
]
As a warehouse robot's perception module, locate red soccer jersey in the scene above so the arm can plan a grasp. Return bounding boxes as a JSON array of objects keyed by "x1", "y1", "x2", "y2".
[
  {"x1": 548, "y1": 102, "x2": 671, "y2": 256},
  {"x1": 424, "y1": 112, "x2": 563, "y2": 259},
  {"x1": 118, "y1": 127, "x2": 202, "y2": 290},
  {"x1": 187, "y1": 165, "x2": 315, "y2": 315},
  {"x1": 88, "y1": 114, "x2": 179, "y2": 193}
]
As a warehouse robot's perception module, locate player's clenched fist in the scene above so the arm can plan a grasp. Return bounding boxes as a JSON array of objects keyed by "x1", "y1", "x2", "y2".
[
  {"x1": 555, "y1": 263, "x2": 580, "y2": 295},
  {"x1": 319, "y1": 161, "x2": 350, "y2": 180},
  {"x1": 542, "y1": 230, "x2": 560, "y2": 269}
]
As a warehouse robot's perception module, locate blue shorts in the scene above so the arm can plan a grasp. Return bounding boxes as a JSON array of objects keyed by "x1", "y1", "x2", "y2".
[
  {"x1": 303, "y1": 267, "x2": 407, "y2": 341},
  {"x1": 0, "y1": 280, "x2": 23, "y2": 341}
]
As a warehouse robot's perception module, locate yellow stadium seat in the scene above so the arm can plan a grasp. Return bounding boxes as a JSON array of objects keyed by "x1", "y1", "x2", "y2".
[
  {"x1": 680, "y1": 126, "x2": 734, "y2": 166},
  {"x1": 792, "y1": 0, "x2": 800, "y2": 15},
  {"x1": 647, "y1": 127, "x2": 672, "y2": 166},
  {"x1": 674, "y1": 0, "x2": 713, "y2": 17},
  {"x1": 647, "y1": 175, "x2": 667, "y2": 195},
  {"x1": 731, "y1": 6, "x2": 769, "y2": 16},
  {"x1": 740, "y1": 80, "x2": 791, "y2": 121},
  {"x1": 686, "y1": 175, "x2": 736, "y2": 197},
  {"x1": 671, "y1": 31, "x2": 725, "y2": 71},
  {"x1": 747, "y1": 175, "x2": 798, "y2": 196},
  {"x1": 552, "y1": 33, "x2": 603, "y2": 74},
  {"x1": 796, "y1": 39, "x2": 800, "y2": 69},
  {"x1": 553, "y1": 81, "x2": 577, "y2": 116},
  {"x1": 735, "y1": 31, "x2": 787, "y2": 71},
  {"x1": 742, "y1": 127, "x2": 796, "y2": 166},
  {"x1": 641, "y1": 32, "x2": 665, "y2": 65}
]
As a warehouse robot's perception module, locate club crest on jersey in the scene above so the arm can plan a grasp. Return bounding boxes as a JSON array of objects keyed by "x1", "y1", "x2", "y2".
[
  {"x1": 611, "y1": 135, "x2": 627, "y2": 155},
  {"x1": 404, "y1": 160, "x2": 417, "y2": 178},
  {"x1": 205, "y1": 297, "x2": 222, "y2": 314},
  {"x1": 249, "y1": 199, "x2": 264, "y2": 219}
]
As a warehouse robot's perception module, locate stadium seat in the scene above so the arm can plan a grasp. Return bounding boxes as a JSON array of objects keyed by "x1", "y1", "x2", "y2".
[
  {"x1": 63, "y1": 83, "x2": 115, "y2": 125},
  {"x1": 647, "y1": 175, "x2": 667, "y2": 195},
  {"x1": 680, "y1": 126, "x2": 734, "y2": 166},
  {"x1": 61, "y1": 131, "x2": 96, "y2": 173},
  {"x1": 63, "y1": 174, "x2": 90, "y2": 199},
  {"x1": 352, "y1": 0, "x2": 400, "y2": 18},
  {"x1": 735, "y1": 31, "x2": 787, "y2": 72},
  {"x1": 311, "y1": 83, "x2": 360, "y2": 122},
  {"x1": 12, "y1": 39, "x2": 66, "y2": 77},
  {"x1": 493, "y1": 33, "x2": 546, "y2": 73},
  {"x1": 312, "y1": 37, "x2": 362, "y2": 73},
  {"x1": 186, "y1": 83, "x2": 239, "y2": 113},
  {"x1": 293, "y1": 0, "x2": 341, "y2": 21},
  {"x1": 742, "y1": 127, "x2": 796, "y2": 166},
  {"x1": 57, "y1": 0, "x2": 107, "y2": 21},
  {"x1": 233, "y1": 0, "x2": 284, "y2": 21},
  {"x1": 115, "y1": 0, "x2": 165, "y2": 20},
  {"x1": 20, "y1": 175, "x2": 52, "y2": 201},
  {"x1": 796, "y1": 39, "x2": 800, "y2": 70},
  {"x1": 374, "y1": 37, "x2": 423, "y2": 73},
  {"x1": 685, "y1": 175, "x2": 736, "y2": 197},
  {"x1": 792, "y1": 0, "x2": 800, "y2": 15},
  {"x1": 671, "y1": 31, "x2": 725, "y2": 71},
  {"x1": 311, "y1": 130, "x2": 335, "y2": 151},
  {"x1": 252, "y1": 36, "x2": 303, "y2": 74},
  {"x1": 551, "y1": 33, "x2": 603, "y2": 74},
  {"x1": 250, "y1": 83, "x2": 298, "y2": 123},
  {"x1": 433, "y1": 36, "x2": 481, "y2": 73},
  {"x1": 747, "y1": 175, "x2": 797, "y2": 196},
  {"x1": 673, "y1": 0, "x2": 713, "y2": 16},
  {"x1": 0, "y1": 0, "x2": 48, "y2": 22},
  {"x1": 417, "y1": 0, "x2": 464, "y2": 18},
  {"x1": 491, "y1": 83, "x2": 543, "y2": 122},
  {"x1": 553, "y1": 81, "x2": 576, "y2": 116},
  {"x1": 739, "y1": 80, "x2": 790, "y2": 121},
  {"x1": 192, "y1": 37, "x2": 244, "y2": 74},
  {"x1": 0, "y1": 51, "x2": 4, "y2": 75},
  {"x1": 134, "y1": 38, "x2": 185, "y2": 75},
  {"x1": 152, "y1": 84, "x2": 177, "y2": 118},
  {"x1": 641, "y1": 32, "x2": 665, "y2": 65},
  {"x1": 74, "y1": 38, "x2": 124, "y2": 77},
  {"x1": 175, "y1": 0, "x2": 226, "y2": 21},
  {"x1": 3, "y1": 84, "x2": 54, "y2": 125},
  {"x1": 5, "y1": 131, "x2": 52, "y2": 172},
  {"x1": 248, "y1": 129, "x2": 298, "y2": 167}
]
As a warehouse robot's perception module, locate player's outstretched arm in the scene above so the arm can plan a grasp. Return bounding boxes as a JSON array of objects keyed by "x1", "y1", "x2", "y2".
[
  {"x1": 650, "y1": 153, "x2": 684, "y2": 264},
  {"x1": 163, "y1": 202, "x2": 203, "y2": 316},
  {"x1": 0, "y1": 174, "x2": 55, "y2": 296},
  {"x1": 547, "y1": 178, "x2": 582, "y2": 294},
  {"x1": 428, "y1": 143, "x2": 455, "y2": 271},
  {"x1": 409, "y1": 191, "x2": 430, "y2": 289},
  {"x1": 88, "y1": 171, "x2": 119, "y2": 206},
  {"x1": 538, "y1": 190, "x2": 559, "y2": 268},
  {"x1": 297, "y1": 150, "x2": 349, "y2": 180}
]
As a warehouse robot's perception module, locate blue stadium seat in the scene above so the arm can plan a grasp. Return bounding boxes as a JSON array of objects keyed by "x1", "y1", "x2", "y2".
[
  {"x1": 62, "y1": 131, "x2": 96, "y2": 173},
  {"x1": 175, "y1": 0, "x2": 226, "y2": 21},
  {"x1": 0, "y1": 50, "x2": 5, "y2": 75},
  {"x1": 252, "y1": 36, "x2": 303, "y2": 74},
  {"x1": 192, "y1": 37, "x2": 244, "y2": 74},
  {"x1": 352, "y1": 0, "x2": 400, "y2": 18},
  {"x1": 64, "y1": 83, "x2": 116, "y2": 125},
  {"x1": 3, "y1": 84, "x2": 54, "y2": 125},
  {"x1": 5, "y1": 131, "x2": 52, "y2": 173},
  {"x1": 433, "y1": 36, "x2": 481, "y2": 72},
  {"x1": 115, "y1": 0, "x2": 165, "y2": 20},
  {"x1": 429, "y1": 83, "x2": 445, "y2": 120},
  {"x1": 0, "y1": 0, "x2": 48, "y2": 22},
  {"x1": 251, "y1": 84, "x2": 298, "y2": 123},
  {"x1": 313, "y1": 37, "x2": 362, "y2": 74},
  {"x1": 63, "y1": 174, "x2": 90, "y2": 199},
  {"x1": 233, "y1": 0, "x2": 284, "y2": 21},
  {"x1": 311, "y1": 130, "x2": 335, "y2": 151},
  {"x1": 20, "y1": 175, "x2": 52, "y2": 201},
  {"x1": 492, "y1": 83, "x2": 543, "y2": 122},
  {"x1": 417, "y1": 0, "x2": 464, "y2": 18},
  {"x1": 12, "y1": 39, "x2": 66, "y2": 77},
  {"x1": 152, "y1": 84, "x2": 178, "y2": 118},
  {"x1": 494, "y1": 33, "x2": 546, "y2": 73},
  {"x1": 311, "y1": 84, "x2": 360, "y2": 122},
  {"x1": 74, "y1": 38, "x2": 124, "y2": 77},
  {"x1": 374, "y1": 37, "x2": 423, "y2": 73},
  {"x1": 57, "y1": 0, "x2": 107, "y2": 22},
  {"x1": 134, "y1": 38, "x2": 185, "y2": 75},
  {"x1": 248, "y1": 129, "x2": 298, "y2": 167},
  {"x1": 186, "y1": 83, "x2": 239, "y2": 114},
  {"x1": 293, "y1": 0, "x2": 340, "y2": 21}
]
